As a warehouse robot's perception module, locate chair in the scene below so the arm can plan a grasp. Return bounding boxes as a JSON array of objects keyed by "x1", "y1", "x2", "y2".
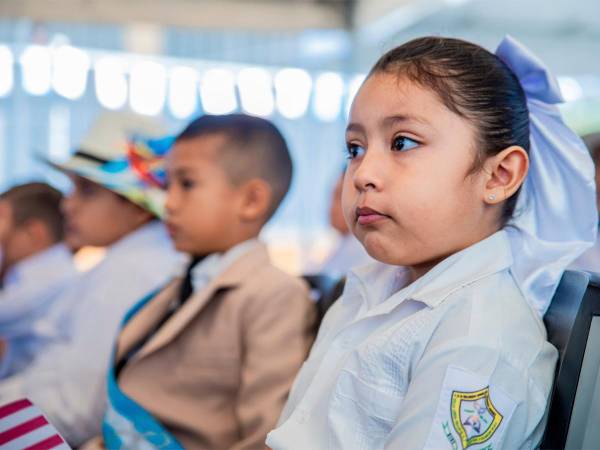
[
  {"x1": 541, "y1": 270, "x2": 600, "y2": 449},
  {"x1": 302, "y1": 275, "x2": 345, "y2": 330}
]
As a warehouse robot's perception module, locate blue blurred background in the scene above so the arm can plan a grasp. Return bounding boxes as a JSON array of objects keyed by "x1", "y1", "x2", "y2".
[{"x1": 0, "y1": 0, "x2": 599, "y2": 270}]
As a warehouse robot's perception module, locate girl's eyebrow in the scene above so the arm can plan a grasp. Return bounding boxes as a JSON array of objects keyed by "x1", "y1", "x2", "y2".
[
  {"x1": 382, "y1": 114, "x2": 429, "y2": 127},
  {"x1": 346, "y1": 114, "x2": 430, "y2": 135},
  {"x1": 345, "y1": 122, "x2": 365, "y2": 134}
]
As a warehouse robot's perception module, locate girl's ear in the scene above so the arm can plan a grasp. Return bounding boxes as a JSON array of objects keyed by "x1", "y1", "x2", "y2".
[
  {"x1": 238, "y1": 178, "x2": 273, "y2": 222},
  {"x1": 483, "y1": 146, "x2": 529, "y2": 204}
]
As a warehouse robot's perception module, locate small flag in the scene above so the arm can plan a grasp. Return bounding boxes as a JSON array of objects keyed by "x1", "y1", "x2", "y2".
[{"x1": 0, "y1": 399, "x2": 70, "y2": 450}]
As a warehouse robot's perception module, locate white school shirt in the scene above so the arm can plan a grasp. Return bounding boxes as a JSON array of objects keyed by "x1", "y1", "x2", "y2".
[
  {"x1": 571, "y1": 229, "x2": 600, "y2": 272},
  {"x1": 0, "y1": 244, "x2": 76, "y2": 377},
  {"x1": 0, "y1": 221, "x2": 183, "y2": 447},
  {"x1": 267, "y1": 230, "x2": 558, "y2": 450}
]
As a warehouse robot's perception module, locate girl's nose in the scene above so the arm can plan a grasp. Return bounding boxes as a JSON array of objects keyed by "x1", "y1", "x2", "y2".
[{"x1": 352, "y1": 149, "x2": 385, "y2": 192}]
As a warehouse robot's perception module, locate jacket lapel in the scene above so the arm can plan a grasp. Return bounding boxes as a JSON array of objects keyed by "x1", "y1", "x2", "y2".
[
  {"x1": 116, "y1": 279, "x2": 182, "y2": 362},
  {"x1": 130, "y1": 243, "x2": 271, "y2": 363}
]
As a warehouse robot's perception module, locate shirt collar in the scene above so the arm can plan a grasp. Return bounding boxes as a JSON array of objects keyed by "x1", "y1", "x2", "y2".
[
  {"x1": 190, "y1": 239, "x2": 261, "y2": 293},
  {"x1": 346, "y1": 230, "x2": 514, "y2": 313},
  {"x1": 3, "y1": 243, "x2": 75, "y2": 288}
]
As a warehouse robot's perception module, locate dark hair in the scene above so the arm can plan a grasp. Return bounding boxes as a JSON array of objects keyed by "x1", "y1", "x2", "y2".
[
  {"x1": 0, "y1": 182, "x2": 64, "y2": 241},
  {"x1": 176, "y1": 114, "x2": 293, "y2": 220},
  {"x1": 583, "y1": 133, "x2": 600, "y2": 163},
  {"x1": 370, "y1": 36, "x2": 530, "y2": 222}
]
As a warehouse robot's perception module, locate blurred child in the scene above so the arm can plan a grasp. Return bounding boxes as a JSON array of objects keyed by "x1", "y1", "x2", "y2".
[
  {"x1": 0, "y1": 112, "x2": 182, "y2": 446},
  {"x1": 308, "y1": 170, "x2": 374, "y2": 278},
  {"x1": 267, "y1": 36, "x2": 596, "y2": 449},
  {"x1": 0, "y1": 183, "x2": 76, "y2": 377},
  {"x1": 87, "y1": 114, "x2": 315, "y2": 450}
]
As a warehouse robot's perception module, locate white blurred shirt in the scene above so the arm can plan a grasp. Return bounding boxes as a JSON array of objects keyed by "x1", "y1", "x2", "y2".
[
  {"x1": 0, "y1": 244, "x2": 76, "y2": 377},
  {"x1": 267, "y1": 230, "x2": 557, "y2": 450},
  {"x1": 0, "y1": 221, "x2": 183, "y2": 447},
  {"x1": 308, "y1": 234, "x2": 375, "y2": 279}
]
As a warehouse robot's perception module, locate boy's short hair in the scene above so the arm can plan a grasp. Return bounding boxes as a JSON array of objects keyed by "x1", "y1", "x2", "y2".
[
  {"x1": 176, "y1": 114, "x2": 293, "y2": 220},
  {"x1": 0, "y1": 182, "x2": 64, "y2": 242}
]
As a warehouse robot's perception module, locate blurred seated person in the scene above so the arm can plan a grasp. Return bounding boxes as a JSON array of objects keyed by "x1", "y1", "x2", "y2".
[
  {"x1": 572, "y1": 132, "x2": 600, "y2": 271},
  {"x1": 306, "y1": 170, "x2": 374, "y2": 278},
  {"x1": 0, "y1": 111, "x2": 182, "y2": 447},
  {"x1": 83, "y1": 114, "x2": 315, "y2": 450},
  {"x1": 0, "y1": 182, "x2": 76, "y2": 377}
]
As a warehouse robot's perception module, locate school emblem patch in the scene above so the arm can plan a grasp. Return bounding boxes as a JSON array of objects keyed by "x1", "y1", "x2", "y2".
[{"x1": 450, "y1": 387, "x2": 503, "y2": 448}]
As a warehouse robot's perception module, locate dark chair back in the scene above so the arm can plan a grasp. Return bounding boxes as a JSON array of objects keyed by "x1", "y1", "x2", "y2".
[
  {"x1": 302, "y1": 274, "x2": 345, "y2": 330},
  {"x1": 541, "y1": 270, "x2": 600, "y2": 449}
]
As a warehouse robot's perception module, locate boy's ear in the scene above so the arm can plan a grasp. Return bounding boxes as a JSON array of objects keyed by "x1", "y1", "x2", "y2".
[
  {"x1": 483, "y1": 146, "x2": 529, "y2": 205},
  {"x1": 238, "y1": 179, "x2": 273, "y2": 222}
]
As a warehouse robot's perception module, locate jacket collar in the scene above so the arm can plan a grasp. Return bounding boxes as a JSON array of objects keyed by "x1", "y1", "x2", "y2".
[{"x1": 126, "y1": 240, "x2": 269, "y2": 362}]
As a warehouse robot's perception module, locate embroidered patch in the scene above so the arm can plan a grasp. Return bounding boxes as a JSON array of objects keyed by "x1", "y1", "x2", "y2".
[
  {"x1": 450, "y1": 387, "x2": 503, "y2": 448},
  {"x1": 424, "y1": 366, "x2": 517, "y2": 450}
]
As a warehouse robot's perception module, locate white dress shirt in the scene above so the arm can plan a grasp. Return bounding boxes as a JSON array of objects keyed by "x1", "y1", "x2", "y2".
[
  {"x1": 267, "y1": 230, "x2": 558, "y2": 450},
  {"x1": 0, "y1": 221, "x2": 183, "y2": 447},
  {"x1": 0, "y1": 244, "x2": 76, "y2": 377},
  {"x1": 189, "y1": 238, "x2": 259, "y2": 293}
]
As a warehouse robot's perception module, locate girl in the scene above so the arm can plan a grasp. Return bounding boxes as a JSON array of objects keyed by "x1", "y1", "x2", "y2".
[{"x1": 266, "y1": 36, "x2": 596, "y2": 450}]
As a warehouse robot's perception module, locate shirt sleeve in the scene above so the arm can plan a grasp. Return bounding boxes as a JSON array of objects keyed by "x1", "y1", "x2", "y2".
[
  {"x1": 0, "y1": 283, "x2": 60, "y2": 332},
  {"x1": 231, "y1": 280, "x2": 315, "y2": 450},
  {"x1": 383, "y1": 339, "x2": 555, "y2": 450}
]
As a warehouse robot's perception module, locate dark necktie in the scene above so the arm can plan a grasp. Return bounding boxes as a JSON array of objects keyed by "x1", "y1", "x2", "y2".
[{"x1": 115, "y1": 256, "x2": 204, "y2": 377}]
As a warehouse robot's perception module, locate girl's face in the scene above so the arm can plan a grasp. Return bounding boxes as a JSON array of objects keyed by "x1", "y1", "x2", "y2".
[{"x1": 343, "y1": 73, "x2": 496, "y2": 279}]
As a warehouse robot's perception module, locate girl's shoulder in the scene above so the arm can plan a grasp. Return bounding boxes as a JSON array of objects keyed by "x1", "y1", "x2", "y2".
[{"x1": 424, "y1": 268, "x2": 551, "y2": 371}]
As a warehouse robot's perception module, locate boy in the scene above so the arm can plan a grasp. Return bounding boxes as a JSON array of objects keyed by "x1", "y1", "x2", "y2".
[
  {"x1": 0, "y1": 183, "x2": 76, "y2": 377},
  {"x1": 90, "y1": 114, "x2": 315, "y2": 450},
  {"x1": 0, "y1": 112, "x2": 182, "y2": 446}
]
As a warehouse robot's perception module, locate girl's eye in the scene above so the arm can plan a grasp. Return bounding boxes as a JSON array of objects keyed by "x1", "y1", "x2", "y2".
[
  {"x1": 346, "y1": 143, "x2": 366, "y2": 160},
  {"x1": 392, "y1": 136, "x2": 419, "y2": 152}
]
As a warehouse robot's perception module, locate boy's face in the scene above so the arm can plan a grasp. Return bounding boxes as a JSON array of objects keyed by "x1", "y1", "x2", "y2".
[
  {"x1": 0, "y1": 200, "x2": 14, "y2": 246},
  {"x1": 343, "y1": 73, "x2": 490, "y2": 274},
  {"x1": 165, "y1": 135, "x2": 245, "y2": 255},
  {"x1": 61, "y1": 176, "x2": 149, "y2": 249},
  {"x1": 329, "y1": 175, "x2": 349, "y2": 235},
  {"x1": 0, "y1": 200, "x2": 27, "y2": 268},
  {"x1": 0, "y1": 200, "x2": 50, "y2": 270}
]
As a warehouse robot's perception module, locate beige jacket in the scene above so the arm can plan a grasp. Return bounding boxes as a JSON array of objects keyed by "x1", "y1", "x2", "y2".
[{"x1": 97, "y1": 243, "x2": 315, "y2": 450}]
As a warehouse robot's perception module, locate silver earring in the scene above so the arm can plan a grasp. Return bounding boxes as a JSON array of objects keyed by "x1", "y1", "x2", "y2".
[{"x1": 488, "y1": 194, "x2": 497, "y2": 201}]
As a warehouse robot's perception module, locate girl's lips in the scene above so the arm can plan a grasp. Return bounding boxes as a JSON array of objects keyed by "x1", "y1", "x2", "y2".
[
  {"x1": 357, "y1": 213, "x2": 388, "y2": 226},
  {"x1": 355, "y1": 206, "x2": 390, "y2": 226}
]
